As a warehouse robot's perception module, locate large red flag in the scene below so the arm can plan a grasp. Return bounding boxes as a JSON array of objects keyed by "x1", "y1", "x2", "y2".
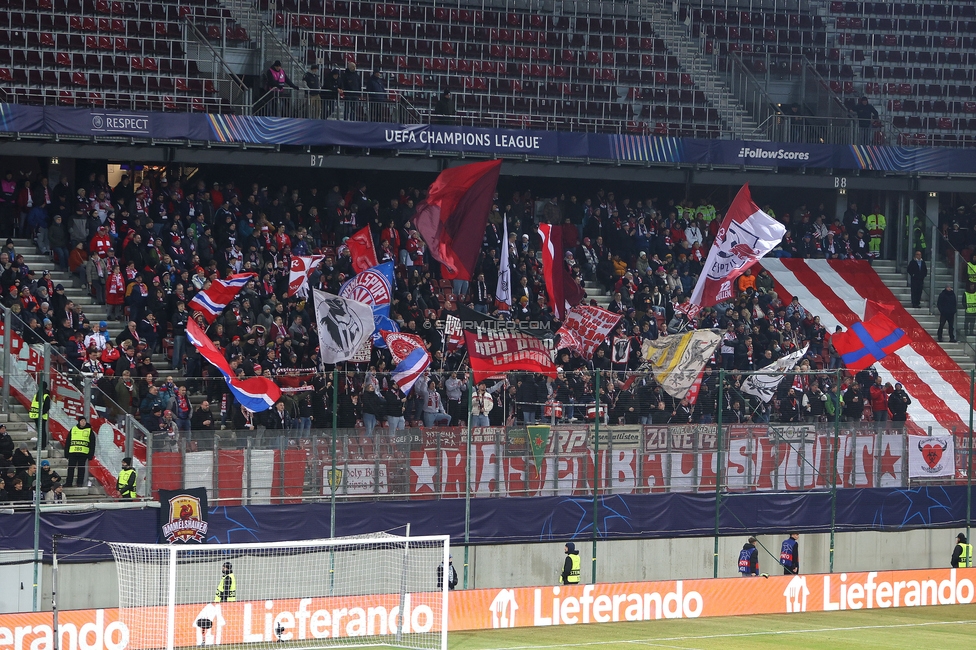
[
  {"x1": 689, "y1": 183, "x2": 786, "y2": 310},
  {"x1": 538, "y1": 223, "x2": 585, "y2": 320},
  {"x1": 464, "y1": 329, "x2": 557, "y2": 384},
  {"x1": 347, "y1": 226, "x2": 379, "y2": 274},
  {"x1": 414, "y1": 159, "x2": 502, "y2": 280}
]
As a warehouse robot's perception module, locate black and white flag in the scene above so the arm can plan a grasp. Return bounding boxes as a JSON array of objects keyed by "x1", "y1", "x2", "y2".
[{"x1": 313, "y1": 289, "x2": 374, "y2": 364}]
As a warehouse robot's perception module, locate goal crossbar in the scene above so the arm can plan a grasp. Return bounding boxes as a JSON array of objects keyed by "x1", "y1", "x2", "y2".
[{"x1": 107, "y1": 534, "x2": 450, "y2": 650}]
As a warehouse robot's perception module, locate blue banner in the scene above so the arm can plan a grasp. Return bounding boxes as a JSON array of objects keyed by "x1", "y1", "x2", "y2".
[
  {"x1": 0, "y1": 486, "x2": 965, "y2": 561},
  {"x1": 3, "y1": 102, "x2": 976, "y2": 174}
]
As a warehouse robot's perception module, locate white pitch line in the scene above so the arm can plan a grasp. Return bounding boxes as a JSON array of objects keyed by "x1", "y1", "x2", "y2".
[{"x1": 461, "y1": 618, "x2": 976, "y2": 650}]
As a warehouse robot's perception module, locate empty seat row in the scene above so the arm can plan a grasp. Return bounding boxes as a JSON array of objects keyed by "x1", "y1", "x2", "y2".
[
  {"x1": 829, "y1": 1, "x2": 976, "y2": 18},
  {"x1": 0, "y1": 50, "x2": 201, "y2": 74},
  {"x1": 692, "y1": 10, "x2": 818, "y2": 29},
  {"x1": 0, "y1": 67, "x2": 218, "y2": 94},
  {"x1": 888, "y1": 99, "x2": 976, "y2": 113},
  {"x1": 5, "y1": 87, "x2": 228, "y2": 113}
]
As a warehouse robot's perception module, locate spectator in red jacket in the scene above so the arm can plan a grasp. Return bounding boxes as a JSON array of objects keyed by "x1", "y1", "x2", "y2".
[{"x1": 869, "y1": 376, "x2": 889, "y2": 423}]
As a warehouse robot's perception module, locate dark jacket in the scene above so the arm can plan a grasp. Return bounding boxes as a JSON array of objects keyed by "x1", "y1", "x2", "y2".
[
  {"x1": 938, "y1": 288, "x2": 957, "y2": 315},
  {"x1": 362, "y1": 389, "x2": 385, "y2": 417},
  {"x1": 907, "y1": 258, "x2": 927, "y2": 284},
  {"x1": 437, "y1": 561, "x2": 458, "y2": 590}
]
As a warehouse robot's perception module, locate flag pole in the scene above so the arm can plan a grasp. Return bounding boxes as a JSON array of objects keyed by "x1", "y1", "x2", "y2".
[
  {"x1": 329, "y1": 367, "x2": 338, "y2": 595},
  {"x1": 830, "y1": 367, "x2": 842, "y2": 574},
  {"x1": 968, "y1": 367, "x2": 974, "y2": 543},
  {"x1": 592, "y1": 368, "x2": 600, "y2": 584},
  {"x1": 463, "y1": 371, "x2": 473, "y2": 589},
  {"x1": 713, "y1": 368, "x2": 724, "y2": 579}
]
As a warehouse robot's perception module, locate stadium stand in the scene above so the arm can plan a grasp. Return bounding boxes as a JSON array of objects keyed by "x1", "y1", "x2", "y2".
[
  {"x1": 0, "y1": 0, "x2": 249, "y2": 112},
  {"x1": 271, "y1": 0, "x2": 725, "y2": 135}
]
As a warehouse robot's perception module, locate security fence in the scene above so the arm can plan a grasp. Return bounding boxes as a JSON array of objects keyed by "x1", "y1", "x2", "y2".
[
  {"x1": 131, "y1": 369, "x2": 975, "y2": 504},
  {"x1": 1, "y1": 321, "x2": 974, "y2": 510}
]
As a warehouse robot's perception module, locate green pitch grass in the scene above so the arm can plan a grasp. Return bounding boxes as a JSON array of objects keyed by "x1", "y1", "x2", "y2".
[{"x1": 448, "y1": 604, "x2": 976, "y2": 649}]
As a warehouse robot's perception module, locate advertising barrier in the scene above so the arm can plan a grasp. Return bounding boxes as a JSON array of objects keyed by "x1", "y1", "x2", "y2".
[{"x1": 1, "y1": 568, "x2": 973, "y2": 649}]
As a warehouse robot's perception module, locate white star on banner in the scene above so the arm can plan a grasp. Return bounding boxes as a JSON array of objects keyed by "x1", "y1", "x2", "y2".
[{"x1": 411, "y1": 452, "x2": 437, "y2": 494}]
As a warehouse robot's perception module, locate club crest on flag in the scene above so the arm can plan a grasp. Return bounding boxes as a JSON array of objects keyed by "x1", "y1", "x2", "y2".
[
  {"x1": 314, "y1": 291, "x2": 373, "y2": 362},
  {"x1": 689, "y1": 183, "x2": 785, "y2": 309},
  {"x1": 339, "y1": 263, "x2": 393, "y2": 308}
]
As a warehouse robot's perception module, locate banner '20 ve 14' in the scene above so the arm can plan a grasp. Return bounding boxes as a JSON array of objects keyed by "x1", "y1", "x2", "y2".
[
  {"x1": 4, "y1": 103, "x2": 976, "y2": 173},
  {"x1": 0, "y1": 568, "x2": 973, "y2": 649}
]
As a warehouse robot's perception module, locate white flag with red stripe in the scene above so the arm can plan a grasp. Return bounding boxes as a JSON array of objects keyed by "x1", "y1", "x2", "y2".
[
  {"x1": 689, "y1": 183, "x2": 785, "y2": 309},
  {"x1": 288, "y1": 255, "x2": 325, "y2": 298}
]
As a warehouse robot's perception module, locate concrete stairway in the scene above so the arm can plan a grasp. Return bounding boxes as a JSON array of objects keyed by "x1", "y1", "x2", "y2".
[
  {"x1": 872, "y1": 259, "x2": 974, "y2": 371},
  {"x1": 9, "y1": 238, "x2": 115, "y2": 500},
  {"x1": 639, "y1": 0, "x2": 760, "y2": 138}
]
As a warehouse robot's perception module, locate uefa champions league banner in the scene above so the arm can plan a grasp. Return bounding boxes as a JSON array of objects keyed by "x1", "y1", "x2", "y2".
[
  {"x1": 0, "y1": 567, "x2": 974, "y2": 645},
  {"x1": 7, "y1": 103, "x2": 976, "y2": 173}
]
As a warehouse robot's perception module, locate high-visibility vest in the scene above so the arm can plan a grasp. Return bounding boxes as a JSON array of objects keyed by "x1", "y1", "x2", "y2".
[
  {"x1": 960, "y1": 544, "x2": 973, "y2": 568},
  {"x1": 215, "y1": 573, "x2": 237, "y2": 602},
  {"x1": 67, "y1": 426, "x2": 93, "y2": 455},
  {"x1": 968, "y1": 262, "x2": 976, "y2": 283},
  {"x1": 866, "y1": 213, "x2": 886, "y2": 234},
  {"x1": 567, "y1": 554, "x2": 581, "y2": 583},
  {"x1": 967, "y1": 292, "x2": 976, "y2": 314},
  {"x1": 117, "y1": 468, "x2": 137, "y2": 498},
  {"x1": 29, "y1": 395, "x2": 48, "y2": 421}
]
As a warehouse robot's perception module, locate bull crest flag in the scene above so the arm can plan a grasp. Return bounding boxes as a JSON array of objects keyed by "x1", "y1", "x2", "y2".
[
  {"x1": 689, "y1": 184, "x2": 786, "y2": 310},
  {"x1": 312, "y1": 289, "x2": 375, "y2": 365},
  {"x1": 526, "y1": 425, "x2": 551, "y2": 478},
  {"x1": 740, "y1": 345, "x2": 809, "y2": 403},
  {"x1": 641, "y1": 330, "x2": 722, "y2": 399},
  {"x1": 414, "y1": 159, "x2": 502, "y2": 280}
]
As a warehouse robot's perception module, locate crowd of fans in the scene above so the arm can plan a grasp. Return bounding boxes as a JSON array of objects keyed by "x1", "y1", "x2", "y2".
[{"x1": 0, "y1": 166, "x2": 915, "y2": 457}]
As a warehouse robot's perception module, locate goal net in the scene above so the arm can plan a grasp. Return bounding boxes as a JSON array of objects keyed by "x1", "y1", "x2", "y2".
[{"x1": 107, "y1": 533, "x2": 449, "y2": 650}]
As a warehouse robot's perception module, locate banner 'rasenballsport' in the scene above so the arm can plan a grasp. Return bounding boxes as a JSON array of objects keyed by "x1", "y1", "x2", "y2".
[
  {"x1": 9, "y1": 103, "x2": 976, "y2": 174},
  {"x1": 1, "y1": 568, "x2": 974, "y2": 649}
]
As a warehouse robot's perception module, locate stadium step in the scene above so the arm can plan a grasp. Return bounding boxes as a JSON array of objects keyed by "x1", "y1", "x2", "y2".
[{"x1": 872, "y1": 260, "x2": 974, "y2": 370}]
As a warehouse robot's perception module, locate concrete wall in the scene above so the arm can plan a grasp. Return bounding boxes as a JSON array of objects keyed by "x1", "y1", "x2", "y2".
[
  {"x1": 1, "y1": 529, "x2": 963, "y2": 611},
  {"x1": 465, "y1": 529, "x2": 960, "y2": 588}
]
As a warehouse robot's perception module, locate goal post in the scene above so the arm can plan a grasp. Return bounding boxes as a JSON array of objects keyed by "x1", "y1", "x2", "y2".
[{"x1": 107, "y1": 534, "x2": 450, "y2": 650}]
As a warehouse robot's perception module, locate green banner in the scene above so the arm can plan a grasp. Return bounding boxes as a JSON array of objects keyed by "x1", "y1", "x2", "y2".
[{"x1": 526, "y1": 425, "x2": 551, "y2": 477}]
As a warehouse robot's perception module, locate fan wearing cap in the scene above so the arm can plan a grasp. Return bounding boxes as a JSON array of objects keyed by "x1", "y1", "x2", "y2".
[
  {"x1": 215, "y1": 561, "x2": 237, "y2": 602},
  {"x1": 952, "y1": 533, "x2": 973, "y2": 568},
  {"x1": 561, "y1": 542, "x2": 581, "y2": 585},
  {"x1": 116, "y1": 456, "x2": 137, "y2": 499},
  {"x1": 265, "y1": 60, "x2": 299, "y2": 117}
]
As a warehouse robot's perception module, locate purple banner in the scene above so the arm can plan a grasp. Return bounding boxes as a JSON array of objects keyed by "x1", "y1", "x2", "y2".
[
  {"x1": 4, "y1": 103, "x2": 976, "y2": 173},
  {"x1": 0, "y1": 486, "x2": 965, "y2": 561}
]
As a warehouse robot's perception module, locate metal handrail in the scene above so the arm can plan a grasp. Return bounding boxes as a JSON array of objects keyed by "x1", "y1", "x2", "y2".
[{"x1": 182, "y1": 15, "x2": 250, "y2": 97}]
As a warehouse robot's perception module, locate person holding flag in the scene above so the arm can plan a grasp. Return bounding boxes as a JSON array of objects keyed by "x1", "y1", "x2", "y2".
[
  {"x1": 495, "y1": 216, "x2": 512, "y2": 315},
  {"x1": 688, "y1": 184, "x2": 786, "y2": 314}
]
